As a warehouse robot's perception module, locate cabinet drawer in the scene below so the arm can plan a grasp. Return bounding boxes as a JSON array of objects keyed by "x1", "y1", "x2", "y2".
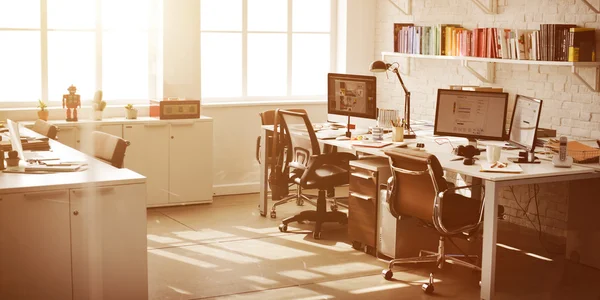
[
  {"x1": 349, "y1": 167, "x2": 377, "y2": 199},
  {"x1": 348, "y1": 193, "x2": 377, "y2": 247}
]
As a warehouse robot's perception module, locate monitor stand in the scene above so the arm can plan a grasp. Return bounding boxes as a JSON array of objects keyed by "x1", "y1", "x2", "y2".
[
  {"x1": 345, "y1": 115, "x2": 352, "y2": 138},
  {"x1": 508, "y1": 150, "x2": 540, "y2": 164}
]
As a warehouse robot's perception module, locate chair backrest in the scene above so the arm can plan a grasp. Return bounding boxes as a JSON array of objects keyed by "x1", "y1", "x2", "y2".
[
  {"x1": 90, "y1": 131, "x2": 129, "y2": 168},
  {"x1": 275, "y1": 109, "x2": 321, "y2": 170},
  {"x1": 384, "y1": 149, "x2": 448, "y2": 223},
  {"x1": 32, "y1": 119, "x2": 58, "y2": 140}
]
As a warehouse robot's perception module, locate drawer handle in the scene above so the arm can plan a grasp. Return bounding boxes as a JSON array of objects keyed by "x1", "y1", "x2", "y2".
[
  {"x1": 350, "y1": 192, "x2": 373, "y2": 201},
  {"x1": 351, "y1": 172, "x2": 374, "y2": 181}
]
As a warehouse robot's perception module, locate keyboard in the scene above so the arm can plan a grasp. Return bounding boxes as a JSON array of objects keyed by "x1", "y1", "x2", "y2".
[{"x1": 316, "y1": 129, "x2": 346, "y2": 140}]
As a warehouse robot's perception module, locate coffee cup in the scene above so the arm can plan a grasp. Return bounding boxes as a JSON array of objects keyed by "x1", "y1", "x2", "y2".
[{"x1": 486, "y1": 145, "x2": 501, "y2": 163}]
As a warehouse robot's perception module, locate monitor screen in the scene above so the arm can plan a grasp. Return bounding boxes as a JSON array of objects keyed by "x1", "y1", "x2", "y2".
[
  {"x1": 327, "y1": 73, "x2": 377, "y2": 120},
  {"x1": 434, "y1": 89, "x2": 509, "y2": 141},
  {"x1": 508, "y1": 94, "x2": 543, "y2": 151}
]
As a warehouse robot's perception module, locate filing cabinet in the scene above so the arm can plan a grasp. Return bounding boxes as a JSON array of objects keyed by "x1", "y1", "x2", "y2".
[{"x1": 348, "y1": 158, "x2": 391, "y2": 254}]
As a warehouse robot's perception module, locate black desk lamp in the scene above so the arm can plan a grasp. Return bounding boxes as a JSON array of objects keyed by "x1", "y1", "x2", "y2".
[{"x1": 369, "y1": 60, "x2": 415, "y2": 139}]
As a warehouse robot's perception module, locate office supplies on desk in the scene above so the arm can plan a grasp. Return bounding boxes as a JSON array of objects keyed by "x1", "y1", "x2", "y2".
[
  {"x1": 546, "y1": 139, "x2": 600, "y2": 164},
  {"x1": 23, "y1": 151, "x2": 60, "y2": 161},
  {"x1": 352, "y1": 141, "x2": 393, "y2": 148},
  {"x1": 480, "y1": 161, "x2": 523, "y2": 173}
]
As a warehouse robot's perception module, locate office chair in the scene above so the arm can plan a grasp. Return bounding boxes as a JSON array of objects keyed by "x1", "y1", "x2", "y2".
[
  {"x1": 90, "y1": 131, "x2": 130, "y2": 168},
  {"x1": 275, "y1": 109, "x2": 356, "y2": 239},
  {"x1": 31, "y1": 119, "x2": 58, "y2": 140},
  {"x1": 257, "y1": 109, "x2": 319, "y2": 218},
  {"x1": 381, "y1": 148, "x2": 498, "y2": 288}
]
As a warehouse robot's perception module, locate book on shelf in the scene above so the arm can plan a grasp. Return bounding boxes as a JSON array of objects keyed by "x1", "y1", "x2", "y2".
[
  {"x1": 391, "y1": 23, "x2": 595, "y2": 63},
  {"x1": 568, "y1": 27, "x2": 596, "y2": 62}
]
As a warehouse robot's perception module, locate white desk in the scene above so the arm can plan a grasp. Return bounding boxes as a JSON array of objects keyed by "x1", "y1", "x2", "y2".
[
  {"x1": 258, "y1": 125, "x2": 600, "y2": 300},
  {"x1": 0, "y1": 127, "x2": 148, "y2": 300}
]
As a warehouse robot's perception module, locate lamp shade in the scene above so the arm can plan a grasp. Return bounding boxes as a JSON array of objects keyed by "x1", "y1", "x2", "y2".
[{"x1": 369, "y1": 60, "x2": 389, "y2": 72}]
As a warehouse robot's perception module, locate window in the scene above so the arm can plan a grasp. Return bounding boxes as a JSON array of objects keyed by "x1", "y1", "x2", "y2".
[
  {"x1": 200, "y1": 0, "x2": 335, "y2": 103},
  {"x1": 0, "y1": 0, "x2": 161, "y2": 107}
]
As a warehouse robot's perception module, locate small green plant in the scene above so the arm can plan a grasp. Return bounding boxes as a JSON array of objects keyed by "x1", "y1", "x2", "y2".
[
  {"x1": 37, "y1": 99, "x2": 47, "y2": 111},
  {"x1": 125, "y1": 104, "x2": 134, "y2": 110},
  {"x1": 92, "y1": 90, "x2": 106, "y2": 111}
]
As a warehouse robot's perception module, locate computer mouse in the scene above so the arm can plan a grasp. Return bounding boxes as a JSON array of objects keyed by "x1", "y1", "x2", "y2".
[{"x1": 335, "y1": 136, "x2": 350, "y2": 141}]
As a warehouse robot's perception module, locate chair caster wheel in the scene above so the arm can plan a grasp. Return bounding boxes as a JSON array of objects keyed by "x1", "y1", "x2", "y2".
[
  {"x1": 278, "y1": 224, "x2": 287, "y2": 232},
  {"x1": 270, "y1": 211, "x2": 276, "y2": 219},
  {"x1": 422, "y1": 283, "x2": 434, "y2": 294},
  {"x1": 331, "y1": 204, "x2": 338, "y2": 212},
  {"x1": 296, "y1": 198, "x2": 304, "y2": 206},
  {"x1": 382, "y1": 269, "x2": 393, "y2": 280},
  {"x1": 313, "y1": 231, "x2": 321, "y2": 240},
  {"x1": 422, "y1": 273, "x2": 435, "y2": 294},
  {"x1": 352, "y1": 241, "x2": 362, "y2": 250}
]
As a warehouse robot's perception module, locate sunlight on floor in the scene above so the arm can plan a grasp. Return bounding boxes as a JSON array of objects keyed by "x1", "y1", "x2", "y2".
[
  {"x1": 167, "y1": 285, "x2": 192, "y2": 295},
  {"x1": 148, "y1": 248, "x2": 218, "y2": 268},
  {"x1": 214, "y1": 239, "x2": 316, "y2": 260},
  {"x1": 186, "y1": 244, "x2": 261, "y2": 264},
  {"x1": 242, "y1": 275, "x2": 280, "y2": 285},
  {"x1": 276, "y1": 234, "x2": 355, "y2": 253},
  {"x1": 174, "y1": 229, "x2": 238, "y2": 242},
  {"x1": 310, "y1": 262, "x2": 382, "y2": 276},
  {"x1": 278, "y1": 269, "x2": 325, "y2": 280},
  {"x1": 497, "y1": 243, "x2": 553, "y2": 262},
  {"x1": 350, "y1": 282, "x2": 411, "y2": 294}
]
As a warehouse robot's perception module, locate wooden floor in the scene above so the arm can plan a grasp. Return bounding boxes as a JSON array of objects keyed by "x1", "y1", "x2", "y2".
[{"x1": 146, "y1": 193, "x2": 600, "y2": 300}]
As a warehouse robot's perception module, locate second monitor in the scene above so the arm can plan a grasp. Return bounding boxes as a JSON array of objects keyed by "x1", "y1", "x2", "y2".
[
  {"x1": 327, "y1": 73, "x2": 377, "y2": 137},
  {"x1": 434, "y1": 89, "x2": 509, "y2": 142}
]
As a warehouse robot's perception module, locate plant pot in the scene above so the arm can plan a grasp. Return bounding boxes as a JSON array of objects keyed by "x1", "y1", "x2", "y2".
[
  {"x1": 126, "y1": 108, "x2": 138, "y2": 119},
  {"x1": 93, "y1": 110, "x2": 103, "y2": 121},
  {"x1": 38, "y1": 110, "x2": 49, "y2": 121}
]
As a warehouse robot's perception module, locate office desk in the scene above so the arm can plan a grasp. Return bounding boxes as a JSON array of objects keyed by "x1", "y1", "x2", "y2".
[
  {"x1": 0, "y1": 128, "x2": 148, "y2": 300},
  {"x1": 258, "y1": 125, "x2": 600, "y2": 300}
]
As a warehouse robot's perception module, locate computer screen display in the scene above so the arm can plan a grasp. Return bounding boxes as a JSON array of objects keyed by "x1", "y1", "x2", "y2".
[
  {"x1": 434, "y1": 89, "x2": 509, "y2": 141},
  {"x1": 6, "y1": 119, "x2": 24, "y2": 160},
  {"x1": 327, "y1": 73, "x2": 377, "y2": 119},
  {"x1": 508, "y1": 94, "x2": 543, "y2": 151}
]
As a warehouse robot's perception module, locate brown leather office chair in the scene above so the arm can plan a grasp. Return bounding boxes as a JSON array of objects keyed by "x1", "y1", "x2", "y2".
[
  {"x1": 257, "y1": 109, "x2": 318, "y2": 218},
  {"x1": 90, "y1": 131, "x2": 130, "y2": 168},
  {"x1": 32, "y1": 119, "x2": 58, "y2": 140},
  {"x1": 275, "y1": 109, "x2": 356, "y2": 239},
  {"x1": 381, "y1": 148, "x2": 487, "y2": 284}
]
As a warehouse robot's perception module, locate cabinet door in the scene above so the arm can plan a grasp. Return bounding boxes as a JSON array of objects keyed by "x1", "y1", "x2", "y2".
[
  {"x1": 169, "y1": 121, "x2": 213, "y2": 204},
  {"x1": 0, "y1": 190, "x2": 72, "y2": 300},
  {"x1": 57, "y1": 125, "x2": 80, "y2": 150},
  {"x1": 70, "y1": 184, "x2": 148, "y2": 300},
  {"x1": 123, "y1": 123, "x2": 170, "y2": 206}
]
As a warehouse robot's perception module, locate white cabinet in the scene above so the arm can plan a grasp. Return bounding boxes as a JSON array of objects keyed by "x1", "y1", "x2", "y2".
[
  {"x1": 57, "y1": 125, "x2": 79, "y2": 149},
  {"x1": 70, "y1": 184, "x2": 148, "y2": 300},
  {"x1": 122, "y1": 119, "x2": 213, "y2": 206},
  {"x1": 123, "y1": 123, "x2": 170, "y2": 205},
  {"x1": 0, "y1": 190, "x2": 72, "y2": 300},
  {"x1": 169, "y1": 120, "x2": 213, "y2": 204}
]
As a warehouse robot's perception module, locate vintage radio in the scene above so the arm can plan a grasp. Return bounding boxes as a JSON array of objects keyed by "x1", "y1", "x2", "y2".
[{"x1": 150, "y1": 99, "x2": 200, "y2": 119}]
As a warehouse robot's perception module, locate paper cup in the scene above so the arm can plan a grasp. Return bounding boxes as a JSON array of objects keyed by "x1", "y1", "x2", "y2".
[{"x1": 486, "y1": 145, "x2": 501, "y2": 163}]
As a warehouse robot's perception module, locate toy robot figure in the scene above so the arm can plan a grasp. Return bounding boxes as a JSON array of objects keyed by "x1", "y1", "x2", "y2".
[{"x1": 63, "y1": 85, "x2": 81, "y2": 121}]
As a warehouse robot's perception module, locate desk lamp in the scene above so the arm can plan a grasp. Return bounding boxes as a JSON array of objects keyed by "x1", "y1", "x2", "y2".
[{"x1": 369, "y1": 60, "x2": 415, "y2": 139}]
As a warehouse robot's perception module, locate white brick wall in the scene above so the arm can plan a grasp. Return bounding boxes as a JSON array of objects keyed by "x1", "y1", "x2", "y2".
[{"x1": 374, "y1": 0, "x2": 600, "y2": 237}]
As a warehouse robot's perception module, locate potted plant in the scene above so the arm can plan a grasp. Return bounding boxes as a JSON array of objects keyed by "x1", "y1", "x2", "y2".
[
  {"x1": 92, "y1": 90, "x2": 106, "y2": 120},
  {"x1": 125, "y1": 104, "x2": 138, "y2": 119},
  {"x1": 37, "y1": 99, "x2": 49, "y2": 121}
]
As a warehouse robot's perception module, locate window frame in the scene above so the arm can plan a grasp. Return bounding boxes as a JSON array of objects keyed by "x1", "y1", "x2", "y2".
[
  {"x1": 200, "y1": 0, "x2": 337, "y2": 104},
  {"x1": 0, "y1": 0, "x2": 161, "y2": 108}
]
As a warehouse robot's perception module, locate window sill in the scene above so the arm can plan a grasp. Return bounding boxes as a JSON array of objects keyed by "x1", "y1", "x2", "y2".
[{"x1": 201, "y1": 99, "x2": 326, "y2": 108}]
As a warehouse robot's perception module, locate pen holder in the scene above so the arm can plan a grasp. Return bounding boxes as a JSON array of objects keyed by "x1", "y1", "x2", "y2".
[{"x1": 392, "y1": 126, "x2": 404, "y2": 142}]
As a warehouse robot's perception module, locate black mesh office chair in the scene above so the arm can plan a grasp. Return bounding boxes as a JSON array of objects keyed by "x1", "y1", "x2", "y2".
[
  {"x1": 275, "y1": 109, "x2": 356, "y2": 239},
  {"x1": 381, "y1": 148, "x2": 498, "y2": 291}
]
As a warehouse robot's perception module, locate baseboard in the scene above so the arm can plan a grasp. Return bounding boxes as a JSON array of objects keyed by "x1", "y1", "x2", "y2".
[{"x1": 213, "y1": 182, "x2": 260, "y2": 196}]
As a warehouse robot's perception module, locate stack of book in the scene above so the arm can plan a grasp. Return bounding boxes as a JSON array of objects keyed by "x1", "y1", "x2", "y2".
[{"x1": 393, "y1": 23, "x2": 596, "y2": 62}]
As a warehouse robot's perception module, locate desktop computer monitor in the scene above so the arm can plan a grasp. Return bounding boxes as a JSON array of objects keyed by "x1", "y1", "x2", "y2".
[
  {"x1": 508, "y1": 94, "x2": 543, "y2": 153},
  {"x1": 327, "y1": 73, "x2": 377, "y2": 128},
  {"x1": 434, "y1": 89, "x2": 509, "y2": 141}
]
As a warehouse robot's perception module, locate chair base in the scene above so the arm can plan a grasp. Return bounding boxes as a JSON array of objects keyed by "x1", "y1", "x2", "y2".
[
  {"x1": 382, "y1": 237, "x2": 480, "y2": 281},
  {"x1": 270, "y1": 186, "x2": 317, "y2": 218},
  {"x1": 278, "y1": 189, "x2": 347, "y2": 239}
]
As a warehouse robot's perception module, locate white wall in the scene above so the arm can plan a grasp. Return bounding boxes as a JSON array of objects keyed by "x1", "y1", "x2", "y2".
[{"x1": 373, "y1": 0, "x2": 600, "y2": 237}]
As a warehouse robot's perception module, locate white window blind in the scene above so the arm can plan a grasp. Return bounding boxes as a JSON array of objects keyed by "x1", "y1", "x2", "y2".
[
  {"x1": 200, "y1": 0, "x2": 335, "y2": 103},
  {"x1": 0, "y1": 0, "x2": 161, "y2": 107}
]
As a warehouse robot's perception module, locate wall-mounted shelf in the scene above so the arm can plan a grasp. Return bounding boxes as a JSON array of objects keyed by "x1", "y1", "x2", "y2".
[
  {"x1": 580, "y1": 0, "x2": 600, "y2": 13},
  {"x1": 387, "y1": 0, "x2": 411, "y2": 15},
  {"x1": 471, "y1": 0, "x2": 497, "y2": 14},
  {"x1": 382, "y1": 52, "x2": 600, "y2": 91}
]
